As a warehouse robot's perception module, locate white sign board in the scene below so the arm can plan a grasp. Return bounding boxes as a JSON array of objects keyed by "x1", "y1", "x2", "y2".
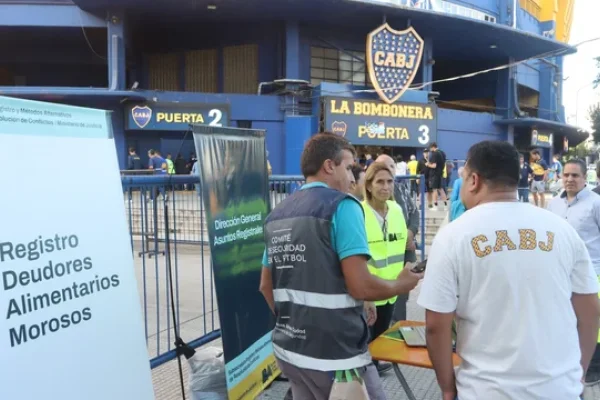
[{"x1": 0, "y1": 96, "x2": 154, "y2": 400}]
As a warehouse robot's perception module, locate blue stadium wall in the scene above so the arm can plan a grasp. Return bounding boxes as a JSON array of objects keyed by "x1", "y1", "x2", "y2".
[{"x1": 0, "y1": 1, "x2": 571, "y2": 173}]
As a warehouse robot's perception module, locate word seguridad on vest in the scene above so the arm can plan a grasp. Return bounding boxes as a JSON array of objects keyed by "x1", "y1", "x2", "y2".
[{"x1": 267, "y1": 230, "x2": 307, "y2": 264}]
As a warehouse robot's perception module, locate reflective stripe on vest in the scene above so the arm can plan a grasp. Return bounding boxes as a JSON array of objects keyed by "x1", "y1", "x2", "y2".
[
  {"x1": 362, "y1": 200, "x2": 408, "y2": 306},
  {"x1": 272, "y1": 343, "x2": 372, "y2": 372},
  {"x1": 273, "y1": 288, "x2": 362, "y2": 309}
]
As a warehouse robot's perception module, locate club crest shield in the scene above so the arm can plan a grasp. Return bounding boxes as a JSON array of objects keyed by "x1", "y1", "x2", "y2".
[
  {"x1": 366, "y1": 23, "x2": 424, "y2": 104},
  {"x1": 131, "y1": 105, "x2": 152, "y2": 129},
  {"x1": 331, "y1": 121, "x2": 347, "y2": 136}
]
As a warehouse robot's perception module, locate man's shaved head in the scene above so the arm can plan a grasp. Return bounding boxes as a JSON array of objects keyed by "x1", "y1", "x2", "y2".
[{"x1": 375, "y1": 154, "x2": 395, "y2": 175}]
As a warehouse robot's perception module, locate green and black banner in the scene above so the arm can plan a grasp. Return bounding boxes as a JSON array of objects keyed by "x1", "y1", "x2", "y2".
[{"x1": 192, "y1": 125, "x2": 280, "y2": 400}]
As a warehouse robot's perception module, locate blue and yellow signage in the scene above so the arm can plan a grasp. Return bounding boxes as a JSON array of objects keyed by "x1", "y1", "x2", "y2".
[
  {"x1": 531, "y1": 129, "x2": 553, "y2": 148},
  {"x1": 323, "y1": 96, "x2": 437, "y2": 147},
  {"x1": 366, "y1": 23, "x2": 424, "y2": 104},
  {"x1": 125, "y1": 103, "x2": 230, "y2": 131}
]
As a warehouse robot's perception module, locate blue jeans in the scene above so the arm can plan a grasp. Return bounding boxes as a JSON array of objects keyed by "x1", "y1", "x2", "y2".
[{"x1": 518, "y1": 188, "x2": 529, "y2": 203}]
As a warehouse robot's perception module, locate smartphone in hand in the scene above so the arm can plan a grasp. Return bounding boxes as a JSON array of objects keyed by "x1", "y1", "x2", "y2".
[{"x1": 411, "y1": 259, "x2": 427, "y2": 273}]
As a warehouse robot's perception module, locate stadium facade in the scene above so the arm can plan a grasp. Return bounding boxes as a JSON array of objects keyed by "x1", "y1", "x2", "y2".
[{"x1": 0, "y1": 0, "x2": 582, "y2": 173}]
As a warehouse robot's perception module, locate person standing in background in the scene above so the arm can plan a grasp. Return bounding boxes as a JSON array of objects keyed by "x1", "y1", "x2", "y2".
[
  {"x1": 449, "y1": 167, "x2": 465, "y2": 222},
  {"x1": 594, "y1": 161, "x2": 600, "y2": 196},
  {"x1": 350, "y1": 164, "x2": 366, "y2": 200},
  {"x1": 174, "y1": 154, "x2": 189, "y2": 190},
  {"x1": 165, "y1": 153, "x2": 175, "y2": 175},
  {"x1": 266, "y1": 150, "x2": 273, "y2": 176},
  {"x1": 417, "y1": 151, "x2": 429, "y2": 203},
  {"x1": 518, "y1": 154, "x2": 533, "y2": 203},
  {"x1": 445, "y1": 159, "x2": 455, "y2": 192},
  {"x1": 127, "y1": 147, "x2": 142, "y2": 170},
  {"x1": 365, "y1": 153, "x2": 374, "y2": 168},
  {"x1": 426, "y1": 143, "x2": 448, "y2": 210},
  {"x1": 548, "y1": 158, "x2": 600, "y2": 385},
  {"x1": 407, "y1": 155, "x2": 418, "y2": 197},
  {"x1": 549, "y1": 154, "x2": 563, "y2": 182},
  {"x1": 395, "y1": 155, "x2": 407, "y2": 176},
  {"x1": 530, "y1": 149, "x2": 548, "y2": 208},
  {"x1": 187, "y1": 152, "x2": 198, "y2": 191}
]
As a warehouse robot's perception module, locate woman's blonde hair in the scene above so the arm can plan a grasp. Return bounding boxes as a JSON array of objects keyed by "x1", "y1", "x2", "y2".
[{"x1": 363, "y1": 162, "x2": 395, "y2": 201}]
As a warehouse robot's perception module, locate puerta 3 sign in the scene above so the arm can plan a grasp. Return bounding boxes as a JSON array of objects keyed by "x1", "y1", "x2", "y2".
[{"x1": 323, "y1": 96, "x2": 438, "y2": 148}]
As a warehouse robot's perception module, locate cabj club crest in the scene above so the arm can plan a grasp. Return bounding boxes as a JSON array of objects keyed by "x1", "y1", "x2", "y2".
[
  {"x1": 367, "y1": 23, "x2": 424, "y2": 104},
  {"x1": 331, "y1": 121, "x2": 347, "y2": 136},
  {"x1": 131, "y1": 105, "x2": 153, "y2": 129}
]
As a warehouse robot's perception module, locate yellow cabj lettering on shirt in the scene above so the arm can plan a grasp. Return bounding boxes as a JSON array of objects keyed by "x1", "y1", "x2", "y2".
[{"x1": 471, "y1": 230, "x2": 555, "y2": 258}]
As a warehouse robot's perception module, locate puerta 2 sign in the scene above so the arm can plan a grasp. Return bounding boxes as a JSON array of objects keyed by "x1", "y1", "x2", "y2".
[
  {"x1": 126, "y1": 102, "x2": 230, "y2": 130},
  {"x1": 192, "y1": 125, "x2": 279, "y2": 400},
  {"x1": 0, "y1": 97, "x2": 154, "y2": 399},
  {"x1": 323, "y1": 96, "x2": 437, "y2": 147}
]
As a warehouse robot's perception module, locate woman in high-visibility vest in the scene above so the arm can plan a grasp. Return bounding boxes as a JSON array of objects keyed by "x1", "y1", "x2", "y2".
[{"x1": 361, "y1": 161, "x2": 408, "y2": 373}]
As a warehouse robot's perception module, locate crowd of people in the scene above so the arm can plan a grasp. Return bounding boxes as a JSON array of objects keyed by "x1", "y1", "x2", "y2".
[{"x1": 259, "y1": 132, "x2": 600, "y2": 400}]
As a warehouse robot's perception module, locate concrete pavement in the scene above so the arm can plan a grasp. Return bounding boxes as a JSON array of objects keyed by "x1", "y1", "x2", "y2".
[{"x1": 131, "y1": 191, "x2": 599, "y2": 399}]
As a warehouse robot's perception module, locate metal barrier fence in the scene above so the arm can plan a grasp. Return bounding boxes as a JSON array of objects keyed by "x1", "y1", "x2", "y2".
[{"x1": 122, "y1": 174, "x2": 425, "y2": 368}]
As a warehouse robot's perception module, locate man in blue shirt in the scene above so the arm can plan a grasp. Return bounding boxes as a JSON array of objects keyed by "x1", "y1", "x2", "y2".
[
  {"x1": 259, "y1": 133, "x2": 422, "y2": 400},
  {"x1": 149, "y1": 150, "x2": 167, "y2": 174},
  {"x1": 147, "y1": 149, "x2": 167, "y2": 200}
]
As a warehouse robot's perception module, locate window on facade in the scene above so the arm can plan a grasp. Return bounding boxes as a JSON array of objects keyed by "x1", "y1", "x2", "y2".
[
  {"x1": 519, "y1": 0, "x2": 540, "y2": 19},
  {"x1": 148, "y1": 53, "x2": 180, "y2": 91},
  {"x1": 310, "y1": 46, "x2": 367, "y2": 86},
  {"x1": 185, "y1": 49, "x2": 218, "y2": 93},
  {"x1": 223, "y1": 44, "x2": 258, "y2": 94}
]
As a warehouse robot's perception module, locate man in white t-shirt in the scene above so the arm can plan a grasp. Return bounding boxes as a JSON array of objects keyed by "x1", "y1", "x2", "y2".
[
  {"x1": 395, "y1": 155, "x2": 407, "y2": 176},
  {"x1": 417, "y1": 140, "x2": 600, "y2": 400}
]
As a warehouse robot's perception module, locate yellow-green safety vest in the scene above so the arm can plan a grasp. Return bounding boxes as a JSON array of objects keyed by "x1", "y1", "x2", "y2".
[
  {"x1": 166, "y1": 159, "x2": 175, "y2": 174},
  {"x1": 361, "y1": 200, "x2": 408, "y2": 306}
]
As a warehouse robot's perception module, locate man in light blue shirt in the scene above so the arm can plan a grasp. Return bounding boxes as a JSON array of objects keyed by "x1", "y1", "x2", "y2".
[
  {"x1": 548, "y1": 158, "x2": 600, "y2": 385},
  {"x1": 449, "y1": 167, "x2": 466, "y2": 222}
]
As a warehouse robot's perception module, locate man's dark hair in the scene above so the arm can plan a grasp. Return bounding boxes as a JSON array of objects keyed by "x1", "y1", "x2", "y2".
[
  {"x1": 423, "y1": 149, "x2": 429, "y2": 154},
  {"x1": 465, "y1": 141, "x2": 519, "y2": 188},
  {"x1": 129, "y1": 147, "x2": 136, "y2": 153},
  {"x1": 149, "y1": 149, "x2": 156, "y2": 156},
  {"x1": 396, "y1": 155, "x2": 403, "y2": 162},
  {"x1": 300, "y1": 133, "x2": 355, "y2": 178},
  {"x1": 351, "y1": 165, "x2": 364, "y2": 182},
  {"x1": 531, "y1": 149, "x2": 540, "y2": 156},
  {"x1": 565, "y1": 158, "x2": 586, "y2": 176},
  {"x1": 430, "y1": 142, "x2": 438, "y2": 149}
]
